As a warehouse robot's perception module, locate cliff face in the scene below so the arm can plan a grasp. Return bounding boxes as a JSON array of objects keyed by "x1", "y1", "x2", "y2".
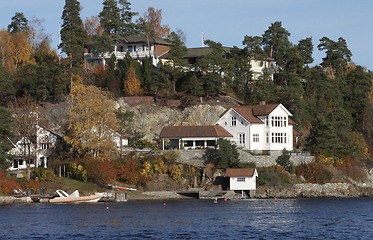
[{"x1": 116, "y1": 100, "x2": 227, "y2": 142}]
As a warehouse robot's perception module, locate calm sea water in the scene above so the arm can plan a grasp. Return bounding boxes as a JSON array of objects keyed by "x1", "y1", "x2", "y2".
[{"x1": 0, "y1": 198, "x2": 372, "y2": 239}]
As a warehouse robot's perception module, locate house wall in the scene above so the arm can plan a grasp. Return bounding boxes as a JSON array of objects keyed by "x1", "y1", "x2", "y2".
[
  {"x1": 215, "y1": 109, "x2": 250, "y2": 148},
  {"x1": 229, "y1": 175, "x2": 257, "y2": 191},
  {"x1": 265, "y1": 106, "x2": 293, "y2": 151},
  {"x1": 216, "y1": 105, "x2": 293, "y2": 152}
]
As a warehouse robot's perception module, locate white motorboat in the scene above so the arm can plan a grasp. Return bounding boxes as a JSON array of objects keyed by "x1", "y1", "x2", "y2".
[{"x1": 49, "y1": 190, "x2": 103, "y2": 203}]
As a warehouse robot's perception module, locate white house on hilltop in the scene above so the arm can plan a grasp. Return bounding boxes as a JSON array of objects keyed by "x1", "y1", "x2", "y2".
[{"x1": 215, "y1": 103, "x2": 294, "y2": 154}]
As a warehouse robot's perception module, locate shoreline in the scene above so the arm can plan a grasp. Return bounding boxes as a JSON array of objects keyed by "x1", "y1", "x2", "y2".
[{"x1": 3, "y1": 184, "x2": 373, "y2": 204}]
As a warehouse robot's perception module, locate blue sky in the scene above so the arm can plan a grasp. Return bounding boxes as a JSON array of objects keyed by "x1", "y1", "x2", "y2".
[{"x1": 1, "y1": 0, "x2": 372, "y2": 70}]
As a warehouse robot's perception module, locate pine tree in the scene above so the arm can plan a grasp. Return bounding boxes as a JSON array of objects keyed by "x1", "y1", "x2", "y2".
[
  {"x1": 59, "y1": 0, "x2": 86, "y2": 67},
  {"x1": 99, "y1": 0, "x2": 121, "y2": 35}
]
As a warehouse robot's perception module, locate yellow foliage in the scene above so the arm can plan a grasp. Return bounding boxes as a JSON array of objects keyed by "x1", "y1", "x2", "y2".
[
  {"x1": 153, "y1": 159, "x2": 167, "y2": 174},
  {"x1": 170, "y1": 164, "x2": 183, "y2": 182},
  {"x1": 66, "y1": 84, "x2": 118, "y2": 158},
  {"x1": 316, "y1": 154, "x2": 335, "y2": 165},
  {"x1": 141, "y1": 161, "x2": 152, "y2": 176},
  {"x1": 124, "y1": 62, "x2": 143, "y2": 96}
]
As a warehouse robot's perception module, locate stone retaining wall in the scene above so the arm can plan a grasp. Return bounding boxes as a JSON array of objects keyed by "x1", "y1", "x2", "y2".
[
  {"x1": 174, "y1": 149, "x2": 315, "y2": 168},
  {"x1": 0, "y1": 196, "x2": 33, "y2": 204}
]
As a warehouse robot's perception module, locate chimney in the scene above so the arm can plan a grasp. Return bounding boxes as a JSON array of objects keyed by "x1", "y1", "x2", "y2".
[
  {"x1": 260, "y1": 101, "x2": 266, "y2": 105},
  {"x1": 181, "y1": 122, "x2": 189, "y2": 126}
]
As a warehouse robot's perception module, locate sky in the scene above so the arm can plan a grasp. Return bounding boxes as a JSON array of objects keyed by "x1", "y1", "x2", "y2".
[{"x1": 1, "y1": 0, "x2": 372, "y2": 70}]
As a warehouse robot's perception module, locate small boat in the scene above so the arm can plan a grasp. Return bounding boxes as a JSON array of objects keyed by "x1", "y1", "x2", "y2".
[{"x1": 49, "y1": 190, "x2": 103, "y2": 203}]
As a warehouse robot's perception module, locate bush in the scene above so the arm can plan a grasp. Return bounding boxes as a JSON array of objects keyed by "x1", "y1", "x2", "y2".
[
  {"x1": 295, "y1": 162, "x2": 332, "y2": 184},
  {"x1": 32, "y1": 168, "x2": 56, "y2": 182},
  {"x1": 83, "y1": 159, "x2": 118, "y2": 184},
  {"x1": 257, "y1": 166, "x2": 292, "y2": 186},
  {"x1": 276, "y1": 149, "x2": 294, "y2": 173},
  {"x1": 0, "y1": 170, "x2": 20, "y2": 194}
]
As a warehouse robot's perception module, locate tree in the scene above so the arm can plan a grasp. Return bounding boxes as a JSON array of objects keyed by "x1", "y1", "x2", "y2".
[
  {"x1": 66, "y1": 84, "x2": 118, "y2": 159},
  {"x1": 8, "y1": 12, "x2": 29, "y2": 34},
  {"x1": 99, "y1": 0, "x2": 121, "y2": 35},
  {"x1": 276, "y1": 149, "x2": 294, "y2": 173},
  {"x1": 0, "y1": 107, "x2": 13, "y2": 170},
  {"x1": 262, "y1": 21, "x2": 291, "y2": 76},
  {"x1": 242, "y1": 35, "x2": 263, "y2": 61},
  {"x1": 8, "y1": 95, "x2": 39, "y2": 180},
  {"x1": 10, "y1": 32, "x2": 34, "y2": 69},
  {"x1": 205, "y1": 138, "x2": 239, "y2": 170},
  {"x1": 317, "y1": 37, "x2": 352, "y2": 79},
  {"x1": 59, "y1": 0, "x2": 86, "y2": 68},
  {"x1": 297, "y1": 37, "x2": 313, "y2": 65},
  {"x1": 124, "y1": 61, "x2": 143, "y2": 95},
  {"x1": 118, "y1": 0, "x2": 138, "y2": 35},
  {"x1": 28, "y1": 17, "x2": 52, "y2": 52},
  {"x1": 143, "y1": 7, "x2": 170, "y2": 38}
]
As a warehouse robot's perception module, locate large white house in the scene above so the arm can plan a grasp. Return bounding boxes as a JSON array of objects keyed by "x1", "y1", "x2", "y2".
[
  {"x1": 215, "y1": 103, "x2": 294, "y2": 154},
  {"x1": 7, "y1": 125, "x2": 61, "y2": 171}
]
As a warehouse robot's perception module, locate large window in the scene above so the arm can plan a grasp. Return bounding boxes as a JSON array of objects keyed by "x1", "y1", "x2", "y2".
[
  {"x1": 253, "y1": 134, "x2": 259, "y2": 143},
  {"x1": 231, "y1": 116, "x2": 237, "y2": 126},
  {"x1": 271, "y1": 116, "x2": 287, "y2": 127},
  {"x1": 271, "y1": 133, "x2": 287, "y2": 143}
]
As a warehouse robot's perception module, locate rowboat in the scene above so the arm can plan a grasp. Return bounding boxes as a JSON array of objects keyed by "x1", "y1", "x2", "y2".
[{"x1": 49, "y1": 190, "x2": 103, "y2": 203}]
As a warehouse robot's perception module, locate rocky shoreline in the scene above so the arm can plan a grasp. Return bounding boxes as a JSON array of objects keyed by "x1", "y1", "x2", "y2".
[{"x1": 2, "y1": 183, "x2": 373, "y2": 204}]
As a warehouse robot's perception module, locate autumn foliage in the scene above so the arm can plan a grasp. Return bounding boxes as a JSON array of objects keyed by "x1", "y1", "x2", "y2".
[{"x1": 0, "y1": 170, "x2": 20, "y2": 194}]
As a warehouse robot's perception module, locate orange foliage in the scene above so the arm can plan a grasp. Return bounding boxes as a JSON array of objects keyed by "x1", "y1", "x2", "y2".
[
  {"x1": 0, "y1": 171, "x2": 20, "y2": 194},
  {"x1": 117, "y1": 158, "x2": 150, "y2": 186},
  {"x1": 84, "y1": 159, "x2": 118, "y2": 184}
]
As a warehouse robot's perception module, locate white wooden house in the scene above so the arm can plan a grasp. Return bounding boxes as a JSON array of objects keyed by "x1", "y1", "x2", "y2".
[
  {"x1": 215, "y1": 103, "x2": 294, "y2": 155},
  {"x1": 225, "y1": 168, "x2": 258, "y2": 198},
  {"x1": 7, "y1": 125, "x2": 61, "y2": 171},
  {"x1": 84, "y1": 34, "x2": 171, "y2": 67}
]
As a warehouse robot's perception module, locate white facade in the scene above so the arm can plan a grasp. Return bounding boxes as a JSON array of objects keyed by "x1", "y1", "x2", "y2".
[
  {"x1": 229, "y1": 169, "x2": 258, "y2": 191},
  {"x1": 215, "y1": 104, "x2": 293, "y2": 152},
  {"x1": 8, "y1": 126, "x2": 59, "y2": 171}
]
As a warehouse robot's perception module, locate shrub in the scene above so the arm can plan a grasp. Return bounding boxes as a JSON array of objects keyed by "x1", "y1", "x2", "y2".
[
  {"x1": 83, "y1": 159, "x2": 118, "y2": 184},
  {"x1": 0, "y1": 170, "x2": 20, "y2": 194},
  {"x1": 170, "y1": 164, "x2": 183, "y2": 182},
  {"x1": 257, "y1": 166, "x2": 292, "y2": 186},
  {"x1": 276, "y1": 149, "x2": 294, "y2": 173},
  {"x1": 295, "y1": 162, "x2": 332, "y2": 184},
  {"x1": 117, "y1": 158, "x2": 150, "y2": 186},
  {"x1": 32, "y1": 168, "x2": 56, "y2": 182}
]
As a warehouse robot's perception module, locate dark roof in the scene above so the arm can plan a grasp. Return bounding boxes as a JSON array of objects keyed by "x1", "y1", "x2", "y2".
[
  {"x1": 184, "y1": 47, "x2": 232, "y2": 58},
  {"x1": 125, "y1": 34, "x2": 171, "y2": 45},
  {"x1": 225, "y1": 168, "x2": 257, "y2": 177},
  {"x1": 160, "y1": 125, "x2": 233, "y2": 138}
]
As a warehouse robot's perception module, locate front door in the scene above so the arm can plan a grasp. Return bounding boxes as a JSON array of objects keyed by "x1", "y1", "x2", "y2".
[{"x1": 238, "y1": 133, "x2": 245, "y2": 148}]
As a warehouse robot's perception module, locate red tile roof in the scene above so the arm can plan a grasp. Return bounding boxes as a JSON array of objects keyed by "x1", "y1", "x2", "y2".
[
  {"x1": 160, "y1": 125, "x2": 233, "y2": 138},
  {"x1": 225, "y1": 168, "x2": 257, "y2": 177}
]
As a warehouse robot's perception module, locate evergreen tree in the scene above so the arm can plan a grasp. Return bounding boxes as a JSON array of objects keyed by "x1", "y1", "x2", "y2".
[
  {"x1": 8, "y1": 12, "x2": 29, "y2": 34},
  {"x1": 118, "y1": 0, "x2": 138, "y2": 35},
  {"x1": 59, "y1": 0, "x2": 86, "y2": 68},
  {"x1": 318, "y1": 37, "x2": 352, "y2": 79},
  {"x1": 99, "y1": 0, "x2": 121, "y2": 35}
]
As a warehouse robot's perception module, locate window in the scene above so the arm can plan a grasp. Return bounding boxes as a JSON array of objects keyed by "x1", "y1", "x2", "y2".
[
  {"x1": 266, "y1": 132, "x2": 269, "y2": 143},
  {"x1": 237, "y1": 177, "x2": 246, "y2": 182},
  {"x1": 127, "y1": 46, "x2": 133, "y2": 52},
  {"x1": 265, "y1": 116, "x2": 269, "y2": 127},
  {"x1": 41, "y1": 143, "x2": 49, "y2": 150},
  {"x1": 253, "y1": 134, "x2": 259, "y2": 143},
  {"x1": 239, "y1": 133, "x2": 245, "y2": 144},
  {"x1": 271, "y1": 133, "x2": 287, "y2": 143},
  {"x1": 231, "y1": 116, "x2": 237, "y2": 126},
  {"x1": 271, "y1": 116, "x2": 287, "y2": 127}
]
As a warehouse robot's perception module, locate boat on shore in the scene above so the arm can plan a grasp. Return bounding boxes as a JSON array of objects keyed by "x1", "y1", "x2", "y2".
[{"x1": 49, "y1": 190, "x2": 103, "y2": 203}]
